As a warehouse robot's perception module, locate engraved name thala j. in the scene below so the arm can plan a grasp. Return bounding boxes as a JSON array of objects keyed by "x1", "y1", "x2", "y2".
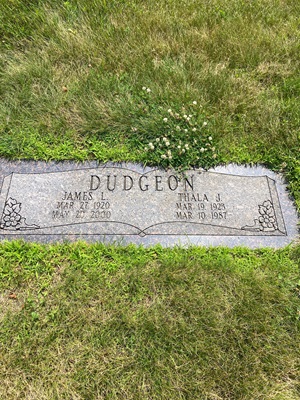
[{"x1": 0, "y1": 168, "x2": 286, "y2": 236}]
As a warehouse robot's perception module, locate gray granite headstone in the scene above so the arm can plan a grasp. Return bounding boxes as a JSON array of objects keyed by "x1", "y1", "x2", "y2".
[{"x1": 0, "y1": 160, "x2": 298, "y2": 247}]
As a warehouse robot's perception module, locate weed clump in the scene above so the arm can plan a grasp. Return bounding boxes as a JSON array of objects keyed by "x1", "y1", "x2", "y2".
[{"x1": 138, "y1": 88, "x2": 217, "y2": 170}]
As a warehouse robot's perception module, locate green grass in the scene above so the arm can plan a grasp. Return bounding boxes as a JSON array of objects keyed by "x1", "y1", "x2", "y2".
[
  {"x1": 0, "y1": 1, "x2": 300, "y2": 398},
  {"x1": 0, "y1": 1, "x2": 299, "y2": 194},
  {"x1": 0, "y1": 243, "x2": 300, "y2": 399}
]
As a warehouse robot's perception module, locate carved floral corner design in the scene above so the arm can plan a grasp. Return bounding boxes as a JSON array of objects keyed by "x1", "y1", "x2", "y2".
[
  {"x1": 242, "y1": 200, "x2": 278, "y2": 232},
  {"x1": 258, "y1": 200, "x2": 278, "y2": 231},
  {"x1": 0, "y1": 197, "x2": 39, "y2": 231}
]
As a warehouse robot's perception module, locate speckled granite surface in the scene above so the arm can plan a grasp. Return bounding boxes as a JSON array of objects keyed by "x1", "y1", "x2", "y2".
[{"x1": 0, "y1": 160, "x2": 298, "y2": 247}]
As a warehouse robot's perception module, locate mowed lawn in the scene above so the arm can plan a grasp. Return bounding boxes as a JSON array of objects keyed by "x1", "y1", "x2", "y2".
[
  {"x1": 0, "y1": 0, "x2": 299, "y2": 399},
  {"x1": 1, "y1": 244, "x2": 300, "y2": 399}
]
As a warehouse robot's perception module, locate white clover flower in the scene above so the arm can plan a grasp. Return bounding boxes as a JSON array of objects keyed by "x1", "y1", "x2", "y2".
[
  {"x1": 212, "y1": 147, "x2": 215, "y2": 151},
  {"x1": 194, "y1": 139, "x2": 197, "y2": 143},
  {"x1": 200, "y1": 147, "x2": 205, "y2": 153},
  {"x1": 149, "y1": 142, "x2": 154, "y2": 150},
  {"x1": 185, "y1": 144, "x2": 189, "y2": 149},
  {"x1": 192, "y1": 101, "x2": 197, "y2": 105},
  {"x1": 192, "y1": 127, "x2": 197, "y2": 132},
  {"x1": 144, "y1": 147, "x2": 148, "y2": 151},
  {"x1": 142, "y1": 86, "x2": 147, "y2": 90},
  {"x1": 162, "y1": 137, "x2": 167, "y2": 142},
  {"x1": 213, "y1": 154, "x2": 217, "y2": 159},
  {"x1": 168, "y1": 109, "x2": 172, "y2": 113},
  {"x1": 209, "y1": 136, "x2": 212, "y2": 141},
  {"x1": 166, "y1": 141, "x2": 170, "y2": 146},
  {"x1": 203, "y1": 121, "x2": 208, "y2": 127},
  {"x1": 176, "y1": 126, "x2": 181, "y2": 131},
  {"x1": 184, "y1": 129, "x2": 188, "y2": 133},
  {"x1": 186, "y1": 117, "x2": 190, "y2": 121},
  {"x1": 168, "y1": 155, "x2": 172, "y2": 159},
  {"x1": 156, "y1": 137, "x2": 160, "y2": 142},
  {"x1": 146, "y1": 88, "x2": 151, "y2": 93},
  {"x1": 177, "y1": 145, "x2": 181, "y2": 149},
  {"x1": 183, "y1": 114, "x2": 188, "y2": 119},
  {"x1": 161, "y1": 154, "x2": 167, "y2": 159},
  {"x1": 189, "y1": 114, "x2": 192, "y2": 118},
  {"x1": 131, "y1": 127, "x2": 137, "y2": 132},
  {"x1": 163, "y1": 117, "x2": 168, "y2": 122},
  {"x1": 167, "y1": 150, "x2": 172, "y2": 156},
  {"x1": 182, "y1": 148, "x2": 186, "y2": 153}
]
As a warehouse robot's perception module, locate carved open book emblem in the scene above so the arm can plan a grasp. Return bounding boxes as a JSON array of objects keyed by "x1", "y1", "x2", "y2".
[{"x1": 0, "y1": 168, "x2": 287, "y2": 238}]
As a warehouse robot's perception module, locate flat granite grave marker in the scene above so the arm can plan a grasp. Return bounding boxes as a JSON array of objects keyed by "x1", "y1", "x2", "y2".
[{"x1": 0, "y1": 160, "x2": 298, "y2": 247}]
